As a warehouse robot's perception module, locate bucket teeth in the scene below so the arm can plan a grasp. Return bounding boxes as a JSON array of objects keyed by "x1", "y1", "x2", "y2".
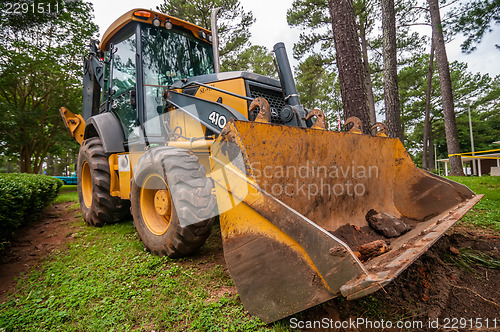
[
  {"x1": 371, "y1": 122, "x2": 388, "y2": 137},
  {"x1": 305, "y1": 108, "x2": 328, "y2": 130},
  {"x1": 345, "y1": 116, "x2": 363, "y2": 134},
  {"x1": 249, "y1": 97, "x2": 271, "y2": 124}
]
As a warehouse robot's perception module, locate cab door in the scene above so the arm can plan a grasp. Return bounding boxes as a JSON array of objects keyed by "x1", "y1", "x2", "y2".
[{"x1": 106, "y1": 30, "x2": 139, "y2": 141}]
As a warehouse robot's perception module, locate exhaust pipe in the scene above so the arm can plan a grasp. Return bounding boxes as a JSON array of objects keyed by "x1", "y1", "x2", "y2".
[
  {"x1": 273, "y1": 42, "x2": 307, "y2": 127},
  {"x1": 211, "y1": 8, "x2": 222, "y2": 73}
]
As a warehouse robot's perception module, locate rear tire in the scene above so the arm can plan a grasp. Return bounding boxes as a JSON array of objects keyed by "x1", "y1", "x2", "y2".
[
  {"x1": 77, "y1": 137, "x2": 130, "y2": 226},
  {"x1": 131, "y1": 147, "x2": 216, "y2": 258}
]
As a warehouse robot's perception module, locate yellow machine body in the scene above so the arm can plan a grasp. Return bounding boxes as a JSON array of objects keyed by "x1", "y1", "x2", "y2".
[{"x1": 61, "y1": 8, "x2": 482, "y2": 324}]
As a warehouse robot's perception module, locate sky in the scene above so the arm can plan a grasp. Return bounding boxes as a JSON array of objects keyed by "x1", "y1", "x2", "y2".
[{"x1": 88, "y1": 0, "x2": 500, "y2": 77}]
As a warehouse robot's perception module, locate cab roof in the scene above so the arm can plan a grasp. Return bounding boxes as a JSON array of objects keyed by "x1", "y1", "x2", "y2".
[{"x1": 99, "y1": 8, "x2": 212, "y2": 52}]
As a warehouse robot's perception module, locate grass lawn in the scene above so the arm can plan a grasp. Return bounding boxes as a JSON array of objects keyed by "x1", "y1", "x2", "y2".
[
  {"x1": 0, "y1": 185, "x2": 270, "y2": 331},
  {"x1": 52, "y1": 185, "x2": 79, "y2": 204},
  {"x1": 0, "y1": 222, "x2": 267, "y2": 331},
  {"x1": 448, "y1": 176, "x2": 500, "y2": 233},
  {"x1": 0, "y1": 176, "x2": 498, "y2": 331}
]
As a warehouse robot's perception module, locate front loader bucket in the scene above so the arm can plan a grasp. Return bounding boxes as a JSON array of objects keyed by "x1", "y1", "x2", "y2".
[{"x1": 209, "y1": 120, "x2": 482, "y2": 323}]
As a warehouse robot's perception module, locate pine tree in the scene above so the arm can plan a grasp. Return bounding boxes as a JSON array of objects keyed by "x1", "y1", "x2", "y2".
[
  {"x1": 327, "y1": 0, "x2": 371, "y2": 132},
  {"x1": 381, "y1": 0, "x2": 402, "y2": 141},
  {"x1": 428, "y1": 0, "x2": 464, "y2": 176}
]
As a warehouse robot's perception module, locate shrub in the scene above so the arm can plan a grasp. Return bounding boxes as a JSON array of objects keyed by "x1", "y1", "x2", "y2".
[{"x1": 0, "y1": 173, "x2": 63, "y2": 247}]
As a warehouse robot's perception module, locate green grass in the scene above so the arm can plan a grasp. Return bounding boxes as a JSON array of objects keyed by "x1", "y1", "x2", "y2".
[
  {"x1": 52, "y1": 185, "x2": 78, "y2": 204},
  {"x1": 0, "y1": 219, "x2": 267, "y2": 331},
  {"x1": 459, "y1": 248, "x2": 500, "y2": 269},
  {"x1": 447, "y1": 176, "x2": 500, "y2": 233},
  {"x1": 1, "y1": 177, "x2": 498, "y2": 331},
  {"x1": 0, "y1": 186, "x2": 269, "y2": 331}
]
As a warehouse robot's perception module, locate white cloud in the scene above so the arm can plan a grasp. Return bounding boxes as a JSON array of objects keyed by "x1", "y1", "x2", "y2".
[
  {"x1": 239, "y1": 0, "x2": 300, "y2": 65},
  {"x1": 89, "y1": 0, "x2": 160, "y2": 38},
  {"x1": 447, "y1": 28, "x2": 500, "y2": 77}
]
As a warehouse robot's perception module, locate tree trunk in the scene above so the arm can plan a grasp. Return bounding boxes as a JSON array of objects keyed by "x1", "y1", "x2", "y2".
[
  {"x1": 19, "y1": 146, "x2": 32, "y2": 173},
  {"x1": 328, "y1": 0, "x2": 371, "y2": 133},
  {"x1": 54, "y1": 156, "x2": 59, "y2": 176},
  {"x1": 428, "y1": 0, "x2": 464, "y2": 176},
  {"x1": 428, "y1": 132, "x2": 435, "y2": 171},
  {"x1": 422, "y1": 40, "x2": 435, "y2": 170},
  {"x1": 33, "y1": 161, "x2": 41, "y2": 174},
  {"x1": 33, "y1": 148, "x2": 51, "y2": 175},
  {"x1": 381, "y1": 0, "x2": 402, "y2": 142},
  {"x1": 65, "y1": 153, "x2": 70, "y2": 176},
  {"x1": 359, "y1": 22, "x2": 376, "y2": 125},
  {"x1": 47, "y1": 154, "x2": 53, "y2": 175}
]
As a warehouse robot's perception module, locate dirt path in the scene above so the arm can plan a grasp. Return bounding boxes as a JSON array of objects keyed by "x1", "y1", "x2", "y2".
[{"x1": 0, "y1": 202, "x2": 79, "y2": 301}]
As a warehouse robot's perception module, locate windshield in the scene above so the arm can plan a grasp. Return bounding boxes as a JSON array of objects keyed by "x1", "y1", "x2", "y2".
[
  {"x1": 141, "y1": 25, "x2": 214, "y2": 86},
  {"x1": 141, "y1": 25, "x2": 214, "y2": 138}
]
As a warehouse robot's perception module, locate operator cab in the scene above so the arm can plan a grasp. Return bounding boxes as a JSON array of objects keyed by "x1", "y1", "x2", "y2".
[
  {"x1": 83, "y1": 9, "x2": 310, "y2": 152},
  {"x1": 96, "y1": 10, "x2": 215, "y2": 146}
]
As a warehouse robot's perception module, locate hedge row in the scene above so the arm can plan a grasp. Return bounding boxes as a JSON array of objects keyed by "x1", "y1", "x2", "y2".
[{"x1": 0, "y1": 173, "x2": 63, "y2": 247}]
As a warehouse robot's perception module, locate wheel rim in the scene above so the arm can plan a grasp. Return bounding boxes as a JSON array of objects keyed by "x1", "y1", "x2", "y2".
[
  {"x1": 81, "y1": 161, "x2": 93, "y2": 208},
  {"x1": 140, "y1": 173, "x2": 172, "y2": 235}
]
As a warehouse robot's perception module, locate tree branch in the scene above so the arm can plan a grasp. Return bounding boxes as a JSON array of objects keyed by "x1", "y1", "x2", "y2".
[
  {"x1": 441, "y1": 0, "x2": 460, "y2": 9},
  {"x1": 402, "y1": 22, "x2": 432, "y2": 27}
]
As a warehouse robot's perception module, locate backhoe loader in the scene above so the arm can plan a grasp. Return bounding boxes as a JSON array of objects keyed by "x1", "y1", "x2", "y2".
[{"x1": 60, "y1": 8, "x2": 482, "y2": 323}]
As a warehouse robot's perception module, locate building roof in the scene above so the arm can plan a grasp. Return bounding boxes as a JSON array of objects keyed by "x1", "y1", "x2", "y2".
[{"x1": 437, "y1": 152, "x2": 500, "y2": 162}]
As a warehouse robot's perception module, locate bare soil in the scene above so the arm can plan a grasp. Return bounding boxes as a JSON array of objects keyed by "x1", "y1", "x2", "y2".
[
  {"x1": 383, "y1": 229, "x2": 500, "y2": 322},
  {"x1": 331, "y1": 224, "x2": 387, "y2": 252},
  {"x1": 0, "y1": 202, "x2": 79, "y2": 301},
  {"x1": 301, "y1": 226, "x2": 500, "y2": 331}
]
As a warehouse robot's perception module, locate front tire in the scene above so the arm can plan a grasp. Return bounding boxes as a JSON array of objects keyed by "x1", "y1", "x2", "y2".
[
  {"x1": 131, "y1": 147, "x2": 216, "y2": 258},
  {"x1": 77, "y1": 137, "x2": 130, "y2": 226}
]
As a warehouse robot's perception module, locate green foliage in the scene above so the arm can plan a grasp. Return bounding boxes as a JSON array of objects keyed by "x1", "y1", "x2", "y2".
[
  {"x1": 400, "y1": 54, "x2": 500, "y2": 164},
  {"x1": 1, "y1": 178, "x2": 498, "y2": 329},
  {"x1": 157, "y1": 0, "x2": 267, "y2": 72},
  {"x1": 286, "y1": 0, "x2": 425, "y2": 62},
  {"x1": 448, "y1": 0, "x2": 500, "y2": 53},
  {"x1": 294, "y1": 54, "x2": 342, "y2": 126},
  {"x1": 286, "y1": 0, "x2": 332, "y2": 61},
  {"x1": 444, "y1": 247, "x2": 500, "y2": 272},
  {"x1": 0, "y1": 0, "x2": 98, "y2": 173},
  {"x1": 53, "y1": 185, "x2": 78, "y2": 204},
  {"x1": 286, "y1": 0, "x2": 497, "y2": 162},
  {"x1": 0, "y1": 173, "x2": 62, "y2": 247},
  {"x1": 224, "y1": 45, "x2": 276, "y2": 77},
  {"x1": 287, "y1": 0, "x2": 426, "y2": 122},
  {"x1": 458, "y1": 248, "x2": 500, "y2": 269},
  {"x1": 286, "y1": 0, "x2": 340, "y2": 123}
]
